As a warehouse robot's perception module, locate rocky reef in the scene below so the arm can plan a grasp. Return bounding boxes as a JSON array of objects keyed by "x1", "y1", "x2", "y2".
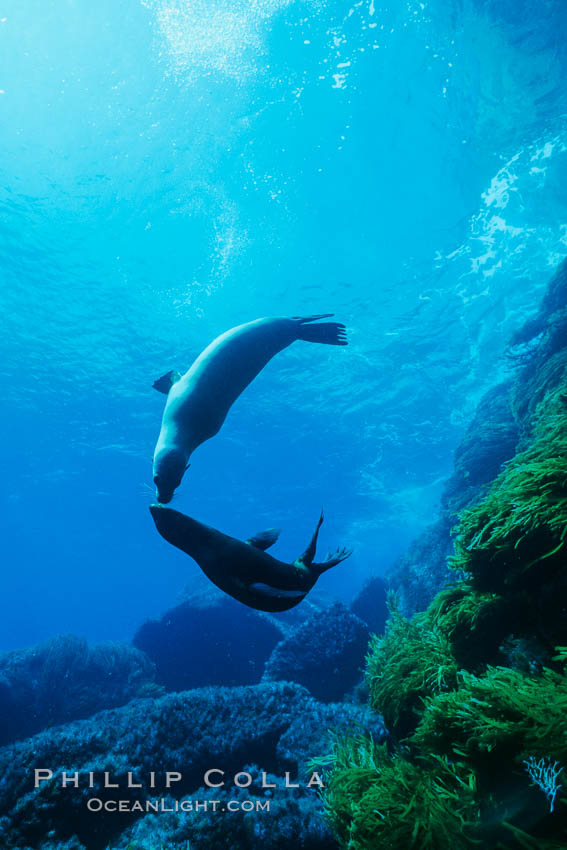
[
  {"x1": 0, "y1": 635, "x2": 158, "y2": 746},
  {"x1": 263, "y1": 602, "x2": 370, "y2": 702},
  {"x1": 387, "y1": 261, "x2": 567, "y2": 617},
  {"x1": 0, "y1": 682, "x2": 385, "y2": 850},
  {"x1": 319, "y1": 259, "x2": 567, "y2": 848},
  {"x1": 349, "y1": 575, "x2": 388, "y2": 636},
  {"x1": 0, "y1": 576, "x2": 384, "y2": 847},
  {"x1": 386, "y1": 376, "x2": 522, "y2": 617},
  {"x1": 132, "y1": 590, "x2": 283, "y2": 690}
]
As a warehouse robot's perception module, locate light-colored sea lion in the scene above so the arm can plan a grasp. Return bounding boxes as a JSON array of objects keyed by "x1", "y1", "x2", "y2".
[
  {"x1": 152, "y1": 315, "x2": 347, "y2": 503},
  {"x1": 149, "y1": 504, "x2": 352, "y2": 612}
]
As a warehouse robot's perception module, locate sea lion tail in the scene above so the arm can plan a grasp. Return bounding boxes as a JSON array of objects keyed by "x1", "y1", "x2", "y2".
[
  {"x1": 295, "y1": 317, "x2": 347, "y2": 346},
  {"x1": 312, "y1": 546, "x2": 353, "y2": 576}
]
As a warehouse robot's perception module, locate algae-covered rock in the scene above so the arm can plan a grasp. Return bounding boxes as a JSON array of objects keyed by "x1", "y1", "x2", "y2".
[
  {"x1": 366, "y1": 607, "x2": 458, "y2": 738},
  {"x1": 0, "y1": 635, "x2": 158, "y2": 746},
  {"x1": 349, "y1": 575, "x2": 389, "y2": 635},
  {"x1": 120, "y1": 780, "x2": 338, "y2": 850},
  {"x1": 387, "y1": 261, "x2": 567, "y2": 617},
  {"x1": 322, "y1": 735, "x2": 479, "y2": 850},
  {"x1": 320, "y1": 260, "x2": 567, "y2": 849},
  {"x1": 0, "y1": 681, "x2": 383, "y2": 850},
  {"x1": 263, "y1": 602, "x2": 370, "y2": 702},
  {"x1": 133, "y1": 592, "x2": 283, "y2": 690}
]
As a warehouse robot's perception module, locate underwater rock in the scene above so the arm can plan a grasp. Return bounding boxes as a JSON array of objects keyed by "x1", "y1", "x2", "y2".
[
  {"x1": 123, "y1": 785, "x2": 338, "y2": 850},
  {"x1": 510, "y1": 258, "x2": 567, "y2": 441},
  {"x1": 0, "y1": 634, "x2": 158, "y2": 747},
  {"x1": 277, "y1": 698, "x2": 386, "y2": 769},
  {"x1": 386, "y1": 270, "x2": 567, "y2": 619},
  {"x1": 387, "y1": 261, "x2": 567, "y2": 618},
  {"x1": 442, "y1": 380, "x2": 519, "y2": 514},
  {"x1": 263, "y1": 602, "x2": 370, "y2": 702},
  {"x1": 0, "y1": 681, "x2": 383, "y2": 850},
  {"x1": 349, "y1": 575, "x2": 389, "y2": 635},
  {"x1": 388, "y1": 381, "x2": 520, "y2": 617},
  {"x1": 133, "y1": 593, "x2": 283, "y2": 690},
  {"x1": 385, "y1": 518, "x2": 454, "y2": 617},
  {"x1": 318, "y1": 259, "x2": 567, "y2": 850}
]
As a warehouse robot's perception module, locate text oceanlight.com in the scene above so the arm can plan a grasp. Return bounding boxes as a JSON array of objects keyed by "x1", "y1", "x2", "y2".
[{"x1": 87, "y1": 798, "x2": 271, "y2": 813}]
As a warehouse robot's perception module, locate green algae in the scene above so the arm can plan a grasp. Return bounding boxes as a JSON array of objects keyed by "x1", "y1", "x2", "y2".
[
  {"x1": 413, "y1": 665, "x2": 567, "y2": 764},
  {"x1": 320, "y1": 735, "x2": 479, "y2": 850},
  {"x1": 319, "y1": 360, "x2": 567, "y2": 847},
  {"x1": 366, "y1": 605, "x2": 458, "y2": 737}
]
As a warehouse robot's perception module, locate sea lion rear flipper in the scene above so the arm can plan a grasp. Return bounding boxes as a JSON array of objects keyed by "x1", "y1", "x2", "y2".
[
  {"x1": 295, "y1": 511, "x2": 324, "y2": 567},
  {"x1": 295, "y1": 317, "x2": 347, "y2": 346},
  {"x1": 312, "y1": 546, "x2": 353, "y2": 576},
  {"x1": 245, "y1": 528, "x2": 281, "y2": 550},
  {"x1": 153, "y1": 370, "x2": 182, "y2": 394}
]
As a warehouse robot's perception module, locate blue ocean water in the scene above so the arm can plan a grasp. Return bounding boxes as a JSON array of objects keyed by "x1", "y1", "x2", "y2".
[{"x1": 1, "y1": 0, "x2": 566, "y2": 651}]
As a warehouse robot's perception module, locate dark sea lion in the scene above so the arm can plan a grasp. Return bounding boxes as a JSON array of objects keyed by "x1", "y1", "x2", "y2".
[
  {"x1": 152, "y1": 315, "x2": 347, "y2": 503},
  {"x1": 149, "y1": 504, "x2": 352, "y2": 612}
]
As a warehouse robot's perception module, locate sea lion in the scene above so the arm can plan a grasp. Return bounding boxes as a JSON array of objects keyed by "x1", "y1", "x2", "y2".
[
  {"x1": 152, "y1": 315, "x2": 347, "y2": 503},
  {"x1": 149, "y1": 504, "x2": 352, "y2": 612}
]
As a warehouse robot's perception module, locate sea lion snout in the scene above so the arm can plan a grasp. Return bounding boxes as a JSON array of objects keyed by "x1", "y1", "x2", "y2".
[
  {"x1": 152, "y1": 448, "x2": 188, "y2": 504},
  {"x1": 156, "y1": 490, "x2": 173, "y2": 504},
  {"x1": 153, "y1": 475, "x2": 174, "y2": 504}
]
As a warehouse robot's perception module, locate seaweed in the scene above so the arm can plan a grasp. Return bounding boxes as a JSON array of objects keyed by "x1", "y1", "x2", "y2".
[
  {"x1": 425, "y1": 583, "x2": 513, "y2": 667},
  {"x1": 450, "y1": 385, "x2": 567, "y2": 594},
  {"x1": 318, "y1": 297, "x2": 567, "y2": 847},
  {"x1": 366, "y1": 604, "x2": 458, "y2": 737},
  {"x1": 413, "y1": 665, "x2": 567, "y2": 765},
  {"x1": 320, "y1": 734, "x2": 479, "y2": 850}
]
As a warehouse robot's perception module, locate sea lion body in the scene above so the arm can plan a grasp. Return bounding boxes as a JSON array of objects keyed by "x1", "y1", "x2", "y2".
[
  {"x1": 149, "y1": 504, "x2": 351, "y2": 612},
  {"x1": 152, "y1": 315, "x2": 347, "y2": 503}
]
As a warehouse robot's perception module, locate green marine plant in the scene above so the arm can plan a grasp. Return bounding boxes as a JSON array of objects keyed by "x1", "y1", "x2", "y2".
[
  {"x1": 319, "y1": 734, "x2": 479, "y2": 850},
  {"x1": 413, "y1": 665, "x2": 567, "y2": 765},
  {"x1": 450, "y1": 384, "x2": 567, "y2": 593},
  {"x1": 366, "y1": 604, "x2": 458, "y2": 737},
  {"x1": 319, "y1": 336, "x2": 567, "y2": 847},
  {"x1": 425, "y1": 582, "x2": 512, "y2": 667}
]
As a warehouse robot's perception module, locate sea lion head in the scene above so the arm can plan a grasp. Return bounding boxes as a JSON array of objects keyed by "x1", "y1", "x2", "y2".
[{"x1": 152, "y1": 448, "x2": 189, "y2": 504}]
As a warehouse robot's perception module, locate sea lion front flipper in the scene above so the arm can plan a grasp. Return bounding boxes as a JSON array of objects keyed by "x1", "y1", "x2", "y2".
[
  {"x1": 250, "y1": 582, "x2": 306, "y2": 600},
  {"x1": 245, "y1": 528, "x2": 281, "y2": 550},
  {"x1": 152, "y1": 370, "x2": 182, "y2": 395}
]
